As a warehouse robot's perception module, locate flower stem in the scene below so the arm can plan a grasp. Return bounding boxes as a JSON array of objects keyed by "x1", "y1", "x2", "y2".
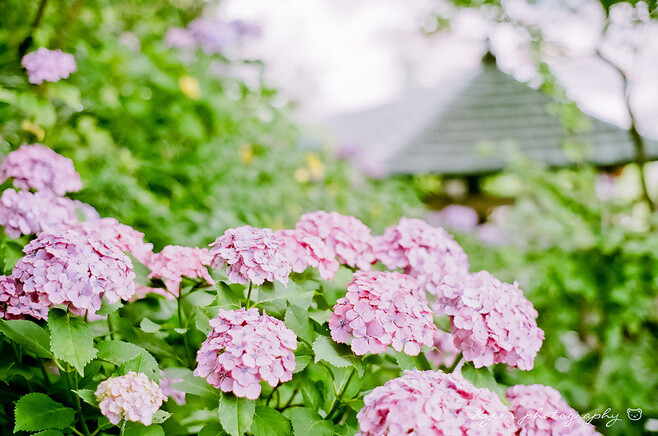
[
  {"x1": 39, "y1": 358, "x2": 50, "y2": 387},
  {"x1": 446, "y1": 352, "x2": 463, "y2": 373},
  {"x1": 18, "y1": 0, "x2": 49, "y2": 59},
  {"x1": 327, "y1": 368, "x2": 355, "y2": 421},
  {"x1": 107, "y1": 314, "x2": 115, "y2": 340},
  {"x1": 245, "y1": 281, "x2": 253, "y2": 309}
]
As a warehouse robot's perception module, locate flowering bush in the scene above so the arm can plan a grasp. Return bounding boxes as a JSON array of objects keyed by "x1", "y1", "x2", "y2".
[{"x1": 0, "y1": 142, "x2": 604, "y2": 436}]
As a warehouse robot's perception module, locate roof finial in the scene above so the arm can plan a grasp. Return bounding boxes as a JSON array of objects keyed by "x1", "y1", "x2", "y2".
[{"x1": 482, "y1": 37, "x2": 497, "y2": 65}]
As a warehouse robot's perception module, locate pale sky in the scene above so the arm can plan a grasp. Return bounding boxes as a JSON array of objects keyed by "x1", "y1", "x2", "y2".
[{"x1": 221, "y1": 0, "x2": 658, "y2": 137}]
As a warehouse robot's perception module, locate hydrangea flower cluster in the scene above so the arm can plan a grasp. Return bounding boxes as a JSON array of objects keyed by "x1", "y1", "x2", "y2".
[
  {"x1": 506, "y1": 384, "x2": 600, "y2": 435},
  {"x1": 329, "y1": 271, "x2": 435, "y2": 356},
  {"x1": 430, "y1": 204, "x2": 479, "y2": 232},
  {"x1": 209, "y1": 225, "x2": 291, "y2": 286},
  {"x1": 0, "y1": 189, "x2": 78, "y2": 238},
  {"x1": 66, "y1": 218, "x2": 153, "y2": 264},
  {"x1": 195, "y1": 308, "x2": 297, "y2": 400},
  {"x1": 0, "y1": 275, "x2": 49, "y2": 320},
  {"x1": 21, "y1": 47, "x2": 77, "y2": 85},
  {"x1": 274, "y1": 229, "x2": 339, "y2": 280},
  {"x1": 296, "y1": 211, "x2": 375, "y2": 270},
  {"x1": 159, "y1": 373, "x2": 186, "y2": 406},
  {"x1": 435, "y1": 271, "x2": 544, "y2": 370},
  {"x1": 0, "y1": 144, "x2": 82, "y2": 195},
  {"x1": 356, "y1": 370, "x2": 516, "y2": 435},
  {"x1": 426, "y1": 329, "x2": 461, "y2": 368},
  {"x1": 146, "y1": 245, "x2": 214, "y2": 295},
  {"x1": 95, "y1": 372, "x2": 167, "y2": 426},
  {"x1": 11, "y1": 230, "x2": 136, "y2": 317},
  {"x1": 374, "y1": 217, "x2": 469, "y2": 296}
]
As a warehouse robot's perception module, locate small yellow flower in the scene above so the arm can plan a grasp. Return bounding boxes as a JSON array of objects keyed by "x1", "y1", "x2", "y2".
[
  {"x1": 21, "y1": 120, "x2": 45, "y2": 141},
  {"x1": 239, "y1": 144, "x2": 254, "y2": 164},
  {"x1": 294, "y1": 168, "x2": 310, "y2": 183},
  {"x1": 305, "y1": 152, "x2": 325, "y2": 180},
  {"x1": 179, "y1": 76, "x2": 200, "y2": 99}
]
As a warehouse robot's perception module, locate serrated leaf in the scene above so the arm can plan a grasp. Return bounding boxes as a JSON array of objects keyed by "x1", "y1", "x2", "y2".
[
  {"x1": 293, "y1": 344, "x2": 313, "y2": 374},
  {"x1": 48, "y1": 308, "x2": 97, "y2": 375},
  {"x1": 171, "y1": 371, "x2": 220, "y2": 398},
  {"x1": 140, "y1": 318, "x2": 162, "y2": 333},
  {"x1": 33, "y1": 431, "x2": 64, "y2": 436},
  {"x1": 251, "y1": 406, "x2": 291, "y2": 436},
  {"x1": 311, "y1": 336, "x2": 364, "y2": 376},
  {"x1": 256, "y1": 281, "x2": 314, "y2": 315},
  {"x1": 308, "y1": 309, "x2": 332, "y2": 326},
  {"x1": 14, "y1": 393, "x2": 75, "y2": 432},
  {"x1": 216, "y1": 281, "x2": 243, "y2": 309},
  {"x1": 287, "y1": 408, "x2": 334, "y2": 436},
  {"x1": 96, "y1": 340, "x2": 141, "y2": 364},
  {"x1": 285, "y1": 304, "x2": 313, "y2": 343},
  {"x1": 152, "y1": 410, "x2": 171, "y2": 424},
  {"x1": 0, "y1": 319, "x2": 53, "y2": 358},
  {"x1": 194, "y1": 307, "x2": 212, "y2": 334},
  {"x1": 73, "y1": 389, "x2": 97, "y2": 406},
  {"x1": 119, "y1": 348, "x2": 160, "y2": 381},
  {"x1": 219, "y1": 394, "x2": 255, "y2": 436}
]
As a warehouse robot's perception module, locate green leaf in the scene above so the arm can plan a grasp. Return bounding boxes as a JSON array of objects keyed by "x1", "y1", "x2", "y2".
[
  {"x1": 33, "y1": 431, "x2": 64, "y2": 436},
  {"x1": 287, "y1": 408, "x2": 334, "y2": 436},
  {"x1": 461, "y1": 362, "x2": 509, "y2": 405},
  {"x1": 256, "y1": 281, "x2": 314, "y2": 315},
  {"x1": 171, "y1": 371, "x2": 220, "y2": 399},
  {"x1": 285, "y1": 304, "x2": 314, "y2": 343},
  {"x1": 0, "y1": 319, "x2": 53, "y2": 358},
  {"x1": 119, "y1": 348, "x2": 160, "y2": 381},
  {"x1": 308, "y1": 309, "x2": 332, "y2": 326},
  {"x1": 152, "y1": 410, "x2": 171, "y2": 424},
  {"x1": 97, "y1": 299, "x2": 123, "y2": 315},
  {"x1": 14, "y1": 393, "x2": 75, "y2": 432},
  {"x1": 73, "y1": 389, "x2": 97, "y2": 406},
  {"x1": 216, "y1": 281, "x2": 242, "y2": 309},
  {"x1": 293, "y1": 343, "x2": 313, "y2": 374},
  {"x1": 140, "y1": 318, "x2": 162, "y2": 333},
  {"x1": 251, "y1": 406, "x2": 291, "y2": 436},
  {"x1": 218, "y1": 393, "x2": 255, "y2": 436},
  {"x1": 124, "y1": 422, "x2": 165, "y2": 436},
  {"x1": 48, "y1": 308, "x2": 97, "y2": 375},
  {"x1": 311, "y1": 336, "x2": 364, "y2": 376},
  {"x1": 96, "y1": 340, "x2": 141, "y2": 364},
  {"x1": 199, "y1": 423, "x2": 228, "y2": 436},
  {"x1": 194, "y1": 307, "x2": 212, "y2": 334}
]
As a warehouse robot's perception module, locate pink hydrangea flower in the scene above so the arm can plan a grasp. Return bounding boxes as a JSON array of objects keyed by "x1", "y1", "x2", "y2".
[
  {"x1": 274, "y1": 229, "x2": 339, "y2": 280},
  {"x1": 188, "y1": 18, "x2": 241, "y2": 53},
  {"x1": 209, "y1": 225, "x2": 291, "y2": 286},
  {"x1": 64, "y1": 218, "x2": 153, "y2": 264},
  {"x1": 0, "y1": 144, "x2": 82, "y2": 195},
  {"x1": 146, "y1": 245, "x2": 215, "y2": 296},
  {"x1": 295, "y1": 211, "x2": 375, "y2": 270},
  {"x1": 11, "y1": 229, "x2": 136, "y2": 317},
  {"x1": 0, "y1": 189, "x2": 78, "y2": 238},
  {"x1": 435, "y1": 271, "x2": 544, "y2": 370},
  {"x1": 430, "y1": 204, "x2": 479, "y2": 232},
  {"x1": 164, "y1": 27, "x2": 197, "y2": 49},
  {"x1": 373, "y1": 218, "x2": 469, "y2": 296},
  {"x1": 0, "y1": 275, "x2": 49, "y2": 320},
  {"x1": 95, "y1": 371, "x2": 167, "y2": 426},
  {"x1": 507, "y1": 384, "x2": 600, "y2": 435},
  {"x1": 329, "y1": 271, "x2": 436, "y2": 356},
  {"x1": 194, "y1": 308, "x2": 297, "y2": 400},
  {"x1": 426, "y1": 329, "x2": 461, "y2": 369},
  {"x1": 21, "y1": 47, "x2": 76, "y2": 85},
  {"x1": 159, "y1": 373, "x2": 186, "y2": 406},
  {"x1": 357, "y1": 370, "x2": 516, "y2": 435}
]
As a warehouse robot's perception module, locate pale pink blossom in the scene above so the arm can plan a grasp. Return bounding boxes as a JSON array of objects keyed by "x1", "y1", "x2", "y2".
[
  {"x1": 296, "y1": 211, "x2": 375, "y2": 269},
  {"x1": 357, "y1": 370, "x2": 516, "y2": 435},
  {"x1": 374, "y1": 217, "x2": 469, "y2": 297},
  {"x1": 95, "y1": 372, "x2": 166, "y2": 426},
  {"x1": 146, "y1": 245, "x2": 214, "y2": 296},
  {"x1": 21, "y1": 48, "x2": 76, "y2": 85},
  {"x1": 0, "y1": 189, "x2": 78, "y2": 238},
  {"x1": 0, "y1": 144, "x2": 82, "y2": 195},
  {"x1": 195, "y1": 308, "x2": 297, "y2": 400},
  {"x1": 209, "y1": 225, "x2": 291, "y2": 286},
  {"x1": 274, "y1": 229, "x2": 339, "y2": 280},
  {"x1": 329, "y1": 271, "x2": 435, "y2": 356},
  {"x1": 11, "y1": 230, "x2": 136, "y2": 318},
  {"x1": 436, "y1": 271, "x2": 544, "y2": 370},
  {"x1": 507, "y1": 384, "x2": 600, "y2": 435}
]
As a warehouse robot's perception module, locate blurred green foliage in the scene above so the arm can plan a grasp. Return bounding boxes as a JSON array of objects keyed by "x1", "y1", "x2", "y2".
[
  {"x1": 0, "y1": 0, "x2": 421, "y2": 249},
  {"x1": 461, "y1": 163, "x2": 658, "y2": 435}
]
